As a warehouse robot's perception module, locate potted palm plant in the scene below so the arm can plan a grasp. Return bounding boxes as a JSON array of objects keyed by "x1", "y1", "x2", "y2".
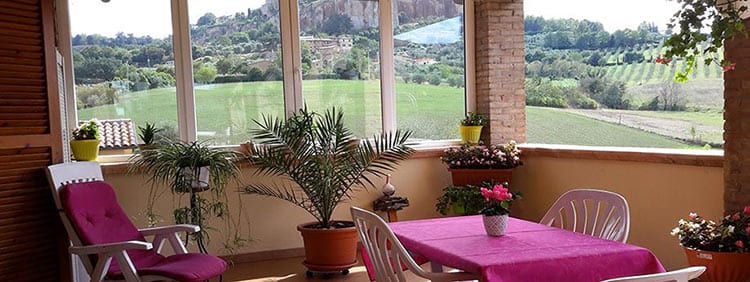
[
  {"x1": 130, "y1": 140, "x2": 243, "y2": 253},
  {"x1": 243, "y1": 107, "x2": 413, "y2": 275}
]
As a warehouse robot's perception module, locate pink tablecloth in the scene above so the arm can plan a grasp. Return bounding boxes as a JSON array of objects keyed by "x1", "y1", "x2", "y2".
[{"x1": 390, "y1": 216, "x2": 665, "y2": 282}]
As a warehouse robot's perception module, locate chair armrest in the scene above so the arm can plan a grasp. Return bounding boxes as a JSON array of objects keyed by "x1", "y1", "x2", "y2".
[
  {"x1": 69, "y1": 241, "x2": 152, "y2": 255},
  {"x1": 139, "y1": 224, "x2": 200, "y2": 236}
]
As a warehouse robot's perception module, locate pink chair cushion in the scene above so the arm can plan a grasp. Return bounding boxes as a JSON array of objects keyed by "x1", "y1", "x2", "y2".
[{"x1": 62, "y1": 181, "x2": 226, "y2": 281}]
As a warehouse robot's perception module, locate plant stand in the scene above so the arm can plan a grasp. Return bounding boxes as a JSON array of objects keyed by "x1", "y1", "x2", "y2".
[
  {"x1": 189, "y1": 189, "x2": 208, "y2": 254},
  {"x1": 373, "y1": 195, "x2": 410, "y2": 222}
]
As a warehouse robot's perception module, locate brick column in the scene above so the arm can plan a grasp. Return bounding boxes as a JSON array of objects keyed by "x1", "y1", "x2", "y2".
[
  {"x1": 474, "y1": 0, "x2": 526, "y2": 144},
  {"x1": 723, "y1": 18, "x2": 750, "y2": 212}
]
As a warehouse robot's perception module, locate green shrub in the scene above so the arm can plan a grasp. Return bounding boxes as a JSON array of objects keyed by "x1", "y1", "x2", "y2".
[{"x1": 75, "y1": 84, "x2": 120, "y2": 109}]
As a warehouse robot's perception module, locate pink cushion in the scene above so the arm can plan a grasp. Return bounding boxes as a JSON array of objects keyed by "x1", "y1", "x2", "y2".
[
  {"x1": 108, "y1": 253, "x2": 227, "y2": 282},
  {"x1": 62, "y1": 181, "x2": 226, "y2": 281}
]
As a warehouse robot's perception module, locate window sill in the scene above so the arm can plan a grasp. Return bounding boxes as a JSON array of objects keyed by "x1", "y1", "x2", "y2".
[
  {"x1": 519, "y1": 144, "x2": 723, "y2": 167},
  {"x1": 100, "y1": 143, "x2": 724, "y2": 175}
]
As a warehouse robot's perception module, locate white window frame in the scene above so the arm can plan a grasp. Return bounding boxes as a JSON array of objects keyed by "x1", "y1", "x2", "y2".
[{"x1": 59, "y1": 0, "x2": 475, "y2": 145}]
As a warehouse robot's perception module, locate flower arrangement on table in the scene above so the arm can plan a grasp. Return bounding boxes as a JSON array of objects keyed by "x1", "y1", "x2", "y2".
[
  {"x1": 441, "y1": 140, "x2": 522, "y2": 169},
  {"x1": 478, "y1": 182, "x2": 521, "y2": 236},
  {"x1": 671, "y1": 206, "x2": 750, "y2": 253},
  {"x1": 479, "y1": 183, "x2": 522, "y2": 216}
]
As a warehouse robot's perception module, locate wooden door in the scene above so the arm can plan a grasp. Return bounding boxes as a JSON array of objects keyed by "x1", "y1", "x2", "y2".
[{"x1": 0, "y1": 0, "x2": 66, "y2": 280}]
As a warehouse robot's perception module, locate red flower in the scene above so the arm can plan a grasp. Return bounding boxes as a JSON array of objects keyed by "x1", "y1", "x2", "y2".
[
  {"x1": 735, "y1": 240, "x2": 744, "y2": 248},
  {"x1": 723, "y1": 62, "x2": 737, "y2": 73},
  {"x1": 743, "y1": 206, "x2": 750, "y2": 215}
]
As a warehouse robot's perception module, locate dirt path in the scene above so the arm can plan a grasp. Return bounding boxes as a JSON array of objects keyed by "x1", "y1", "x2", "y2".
[{"x1": 562, "y1": 109, "x2": 723, "y2": 146}]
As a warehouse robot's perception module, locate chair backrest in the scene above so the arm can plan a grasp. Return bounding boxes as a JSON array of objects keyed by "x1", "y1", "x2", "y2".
[
  {"x1": 540, "y1": 189, "x2": 630, "y2": 243},
  {"x1": 350, "y1": 206, "x2": 433, "y2": 282},
  {"x1": 600, "y1": 266, "x2": 706, "y2": 282},
  {"x1": 46, "y1": 162, "x2": 105, "y2": 274}
]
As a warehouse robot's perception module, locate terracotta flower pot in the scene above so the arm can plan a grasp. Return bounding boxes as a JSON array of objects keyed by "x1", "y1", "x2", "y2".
[
  {"x1": 449, "y1": 168, "x2": 513, "y2": 186},
  {"x1": 297, "y1": 221, "x2": 358, "y2": 273},
  {"x1": 683, "y1": 247, "x2": 750, "y2": 282}
]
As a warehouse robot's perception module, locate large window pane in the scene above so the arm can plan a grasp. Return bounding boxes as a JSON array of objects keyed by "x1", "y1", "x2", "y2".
[
  {"x1": 299, "y1": 0, "x2": 382, "y2": 137},
  {"x1": 70, "y1": 0, "x2": 180, "y2": 140},
  {"x1": 524, "y1": 0, "x2": 723, "y2": 150},
  {"x1": 189, "y1": 0, "x2": 285, "y2": 145},
  {"x1": 394, "y1": 2, "x2": 466, "y2": 141}
]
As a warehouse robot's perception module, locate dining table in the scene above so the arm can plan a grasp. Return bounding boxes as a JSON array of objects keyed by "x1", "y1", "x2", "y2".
[{"x1": 389, "y1": 215, "x2": 665, "y2": 282}]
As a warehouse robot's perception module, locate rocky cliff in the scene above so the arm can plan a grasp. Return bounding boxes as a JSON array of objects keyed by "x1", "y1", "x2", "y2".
[{"x1": 298, "y1": 0, "x2": 462, "y2": 32}]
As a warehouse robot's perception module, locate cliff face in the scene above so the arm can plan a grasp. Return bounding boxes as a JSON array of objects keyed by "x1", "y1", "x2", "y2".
[{"x1": 298, "y1": 0, "x2": 462, "y2": 32}]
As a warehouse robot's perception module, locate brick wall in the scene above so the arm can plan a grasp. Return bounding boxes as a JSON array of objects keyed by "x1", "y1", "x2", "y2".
[
  {"x1": 723, "y1": 17, "x2": 750, "y2": 213},
  {"x1": 474, "y1": 0, "x2": 526, "y2": 145}
]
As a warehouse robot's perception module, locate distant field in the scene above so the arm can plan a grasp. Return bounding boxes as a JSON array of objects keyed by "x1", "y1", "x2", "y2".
[
  {"x1": 526, "y1": 107, "x2": 693, "y2": 148},
  {"x1": 80, "y1": 80, "x2": 699, "y2": 148},
  {"x1": 78, "y1": 80, "x2": 466, "y2": 144}
]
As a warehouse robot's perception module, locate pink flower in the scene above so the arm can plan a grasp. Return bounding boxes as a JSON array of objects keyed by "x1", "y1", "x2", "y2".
[
  {"x1": 689, "y1": 212, "x2": 698, "y2": 219},
  {"x1": 723, "y1": 62, "x2": 737, "y2": 73},
  {"x1": 745, "y1": 226, "x2": 750, "y2": 235},
  {"x1": 735, "y1": 240, "x2": 744, "y2": 248},
  {"x1": 732, "y1": 213, "x2": 741, "y2": 220},
  {"x1": 744, "y1": 206, "x2": 750, "y2": 215}
]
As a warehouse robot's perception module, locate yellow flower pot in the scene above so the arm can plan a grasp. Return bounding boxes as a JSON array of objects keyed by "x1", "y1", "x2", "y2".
[
  {"x1": 70, "y1": 139, "x2": 100, "y2": 161},
  {"x1": 459, "y1": 125, "x2": 483, "y2": 144}
]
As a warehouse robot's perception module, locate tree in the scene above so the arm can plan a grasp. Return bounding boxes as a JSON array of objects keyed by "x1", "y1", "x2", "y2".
[
  {"x1": 321, "y1": 14, "x2": 353, "y2": 36},
  {"x1": 197, "y1": 12, "x2": 216, "y2": 26},
  {"x1": 657, "y1": 81, "x2": 687, "y2": 111},
  {"x1": 194, "y1": 63, "x2": 217, "y2": 84},
  {"x1": 412, "y1": 73, "x2": 426, "y2": 84},
  {"x1": 543, "y1": 32, "x2": 573, "y2": 49},
  {"x1": 428, "y1": 74, "x2": 442, "y2": 86}
]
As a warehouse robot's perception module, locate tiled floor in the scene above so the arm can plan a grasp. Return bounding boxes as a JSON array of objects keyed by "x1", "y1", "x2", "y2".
[{"x1": 222, "y1": 255, "x2": 427, "y2": 282}]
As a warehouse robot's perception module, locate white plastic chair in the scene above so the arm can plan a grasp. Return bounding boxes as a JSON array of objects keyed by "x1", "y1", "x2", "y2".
[
  {"x1": 46, "y1": 161, "x2": 224, "y2": 282},
  {"x1": 350, "y1": 206, "x2": 478, "y2": 282},
  {"x1": 601, "y1": 266, "x2": 706, "y2": 282},
  {"x1": 540, "y1": 189, "x2": 630, "y2": 243}
]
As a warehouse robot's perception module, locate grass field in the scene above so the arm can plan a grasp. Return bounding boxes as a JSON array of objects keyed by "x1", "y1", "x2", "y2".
[
  {"x1": 79, "y1": 80, "x2": 698, "y2": 148},
  {"x1": 525, "y1": 107, "x2": 693, "y2": 148}
]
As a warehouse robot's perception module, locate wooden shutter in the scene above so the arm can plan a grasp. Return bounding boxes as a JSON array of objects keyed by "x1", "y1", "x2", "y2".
[{"x1": 0, "y1": 0, "x2": 65, "y2": 281}]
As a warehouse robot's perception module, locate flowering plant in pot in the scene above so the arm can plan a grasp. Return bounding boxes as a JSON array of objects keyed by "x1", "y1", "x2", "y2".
[
  {"x1": 70, "y1": 119, "x2": 101, "y2": 161},
  {"x1": 670, "y1": 206, "x2": 750, "y2": 282},
  {"x1": 459, "y1": 112, "x2": 486, "y2": 144},
  {"x1": 479, "y1": 182, "x2": 521, "y2": 236},
  {"x1": 440, "y1": 140, "x2": 522, "y2": 186},
  {"x1": 435, "y1": 184, "x2": 486, "y2": 216},
  {"x1": 243, "y1": 107, "x2": 413, "y2": 274}
]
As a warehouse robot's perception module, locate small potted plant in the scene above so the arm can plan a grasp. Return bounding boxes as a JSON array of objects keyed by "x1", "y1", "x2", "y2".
[
  {"x1": 459, "y1": 112, "x2": 486, "y2": 144},
  {"x1": 130, "y1": 140, "x2": 244, "y2": 253},
  {"x1": 440, "y1": 140, "x2": 523, "y2": 186},
  {"x1": 671, "y1": 207, "x2": 750, "y2": 282},
  {"x1": 478, "y1": 182, "x2": 521, "y2": 236},
  {"x1": 137, "y1": 122, "x2": 164, "y2": 152},
  {"x1": 435, "y1": 184, "x2": 486, "y2": 216},
  {"x1": 70, "y1": 119, "x2": 101, "y2": 161}
]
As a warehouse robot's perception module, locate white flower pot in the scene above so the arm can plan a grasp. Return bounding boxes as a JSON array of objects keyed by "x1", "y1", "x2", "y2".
[
  {"x1": 483, "y1": 214, "x2": 508, "y2": 236},
  {"x1": 181, "y1": 166, "x2": 210, "y2": 191}
]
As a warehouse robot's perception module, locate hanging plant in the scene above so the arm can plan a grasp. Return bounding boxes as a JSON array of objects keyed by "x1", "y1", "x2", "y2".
[{"x1": 661, "y1": 0, "x2": 748, "y2": 81}]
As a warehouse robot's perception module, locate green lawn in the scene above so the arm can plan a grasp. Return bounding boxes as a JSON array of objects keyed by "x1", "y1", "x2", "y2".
[
  {"x1": 80, "y1": 80, "x2": 694, "y2": 148},
  {"x1": 525, "y1": 106, "x2": 692, "y2": 148}
]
